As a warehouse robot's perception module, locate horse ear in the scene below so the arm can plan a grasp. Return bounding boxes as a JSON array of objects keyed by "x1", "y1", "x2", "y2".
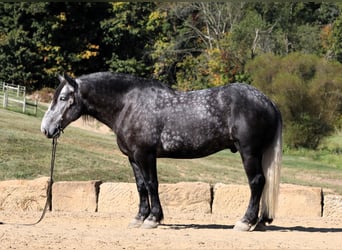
[
  {"x1": 58, "y1": 74, "x2": 65, "y2": 83},
  {"x1": 64, "y1": 73, "x2": 78, "y2": 90}
]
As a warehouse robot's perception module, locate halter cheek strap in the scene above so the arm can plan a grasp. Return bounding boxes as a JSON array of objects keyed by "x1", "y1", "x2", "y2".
[{"x1": 55, "y1": 94, "x2": 75, "y2": 136}]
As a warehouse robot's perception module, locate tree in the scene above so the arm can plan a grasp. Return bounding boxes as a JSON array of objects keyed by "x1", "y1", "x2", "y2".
[
  {"x1": 0, "y1": 3, "x2": 47, "y2": 87},
  {"x1": 0, "y1": 1, "x2": 341, "y2": 95},
  {"x1": 47, "y1": 2, "x2": 112, "y2": 77},
  {"x1": 100, "y1": 2, "x2": 157, "y2": 77},
  {"x1": 330, "y1": 4, "x2": 342, "y2": 62},
  {"x1": 160, "y1": 2, "x2": 249, "y2": 90},
  {"x1": 0, "y1": 2, "x2": 112, "y2": 89},
  {"x1": 172, "y1": 2, "x2": 246, "y2": 50}
]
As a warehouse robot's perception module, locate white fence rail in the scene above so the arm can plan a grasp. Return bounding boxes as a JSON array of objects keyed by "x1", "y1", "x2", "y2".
[
  {"x1": 0, "y1": 82, "x2": 38, "y2": 115},
  {"x1": 0, "y1": 82, "x2": 26, "y2": 97}
]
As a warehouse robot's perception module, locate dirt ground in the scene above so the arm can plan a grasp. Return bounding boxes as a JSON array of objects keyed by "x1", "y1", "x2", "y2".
[
  {"x1": 0, "y1": 210, "x2": 341, "y2": 250},
  {"x1": 2, "y1": 120, "x2": 340, "y2": 249}
]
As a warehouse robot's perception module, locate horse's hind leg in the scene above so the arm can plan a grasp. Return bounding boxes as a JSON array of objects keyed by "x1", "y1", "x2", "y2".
[
  {"x1": 234, "y1": 151, "x2": 265, "y2": 231},
  {"x1": 128, "y1": 158, "x2": 151, "y2": 228}
]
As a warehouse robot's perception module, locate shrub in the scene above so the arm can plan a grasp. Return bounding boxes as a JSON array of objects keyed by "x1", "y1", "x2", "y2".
[
  {"x1": 246, "y1": 53, "x2": 342, "y2": 149},
  {"x1": 32, "y1": 87, "x2": 55, "y2": 103}
]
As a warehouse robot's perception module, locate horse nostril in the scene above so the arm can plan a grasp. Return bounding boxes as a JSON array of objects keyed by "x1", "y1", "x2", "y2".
[{"x1": 42, "y1": 128, "x2": 49, "y2": 137}]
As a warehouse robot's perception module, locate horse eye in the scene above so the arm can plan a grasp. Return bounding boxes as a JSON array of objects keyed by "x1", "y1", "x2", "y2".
[{"x1": 59, "y1": 96, "x2": 67, "y2": 101}]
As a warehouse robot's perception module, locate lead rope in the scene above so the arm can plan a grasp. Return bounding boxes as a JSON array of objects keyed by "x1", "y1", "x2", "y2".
[{"x1": 0, "y1": 137, "x2": 57, "y2": 226}]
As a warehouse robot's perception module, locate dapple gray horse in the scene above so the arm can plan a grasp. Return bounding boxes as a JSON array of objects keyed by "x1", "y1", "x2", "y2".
[{"x1": 41, "y1": 72, "x2": 282, "y2": 231}]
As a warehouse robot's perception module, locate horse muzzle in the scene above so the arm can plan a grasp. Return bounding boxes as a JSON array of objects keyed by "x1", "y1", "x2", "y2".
[{"x1": 41, "y1": 124, "x2": 63, "y2": 139}]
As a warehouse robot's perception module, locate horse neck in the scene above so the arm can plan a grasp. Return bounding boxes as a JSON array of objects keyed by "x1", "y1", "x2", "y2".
[
  {"x1": 79, "y1": 76, "x2": 175, "y2": 132},
  {"x1": 80, "y1": 86, "x2": 125, "y2": 130}
]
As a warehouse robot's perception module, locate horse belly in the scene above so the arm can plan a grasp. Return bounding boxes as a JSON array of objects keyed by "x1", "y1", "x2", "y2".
[
  {"x1": 158, "y1": 125, "x2": 232, "y2": 159},
  {"x1": 155, "y1": 87, "x2": 234, "y2": 158}
]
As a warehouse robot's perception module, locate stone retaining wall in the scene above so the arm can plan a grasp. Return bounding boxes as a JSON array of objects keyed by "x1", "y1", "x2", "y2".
[
  {"x1": 212, "y1": 183, "x2": 322, "y2": 217},
  {"x1": 0, "y1": 178, "x2": 341, "y2": 218},
  {"x1": 98, "y1": 182, "x2": 211, "y2": 216},
  {"x1": 0, "y1": 177, "x2": 49, "y2": 211}
]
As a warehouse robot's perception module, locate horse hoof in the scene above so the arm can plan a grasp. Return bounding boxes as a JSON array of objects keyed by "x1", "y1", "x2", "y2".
[
  {"x1": 128, "y1": 217, "x2": 144, "y2": 228},
  {"x1": 252, "y1": 222, "x2": 267, "y2": 231},
  {"x1": 141, "y1": 218, "x2": 159, "y2": 229},
  {"x1": 233, "y1": 220, "x2": 252, "y2": 231}
]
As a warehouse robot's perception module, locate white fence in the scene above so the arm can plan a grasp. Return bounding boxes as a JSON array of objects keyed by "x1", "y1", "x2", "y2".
[
  {"x1": 0, "y1": 82, "x2": 38, "y2": 115},
  {"x1": 0, "y1": 82, "x2": 26, "y2": 97}
]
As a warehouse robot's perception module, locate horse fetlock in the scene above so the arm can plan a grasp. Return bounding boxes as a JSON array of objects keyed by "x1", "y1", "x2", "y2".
[
  {"x1": 259, "y1": 215, "x2": 273, "y2": 225},
  {"x1": 251, "y1": 221, "x2": 267, "y2": 231}
]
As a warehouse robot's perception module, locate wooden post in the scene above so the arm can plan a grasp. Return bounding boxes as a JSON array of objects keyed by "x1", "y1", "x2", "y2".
[
  {"x1": 23, "y1": 96, "x2": 26, "y2": 113},
  {"x1": 3, "y1": 91, "x2": 8, "y2": 109},
  {"x1": 34, "y1": 99, "x2": 38, "y2": 116}
]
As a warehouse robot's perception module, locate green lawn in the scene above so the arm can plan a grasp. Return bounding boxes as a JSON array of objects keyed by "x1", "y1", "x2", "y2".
[{"x1": 0, "y1": 108, "x2": 341, "y2": 194}]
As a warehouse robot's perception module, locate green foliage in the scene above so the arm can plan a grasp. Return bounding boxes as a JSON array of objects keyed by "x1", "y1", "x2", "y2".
[
  {"x1": 230, "y1": 9, "x2": 266, "y2": 59},
  {"x1": 0, "y1": 3, "x2": 45, "y2": 87},
  {"x1": 176, "y1": 47, "x2": 244, "y2": 91},
  {"x1": 0, "y1": 2, "x2": 112, "y2": 89},
  {"x1": 246, "y1": 53, "x2": 342, "y2": 149},
  {"x1": 0, "y1": 2, "x2": 340, "y2": 88},
  {"x1": 244, "y1": 53, "x2": 282, "y2": 92},
  {"x1": 100, "y1": 2, "x2": 157, "y2": 77},
  {"x1": 330, "y1": 4, "x2": 342, "y2": 62}
]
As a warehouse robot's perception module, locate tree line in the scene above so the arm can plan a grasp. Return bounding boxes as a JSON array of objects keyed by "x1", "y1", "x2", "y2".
[{"x1": 0, "y1": 2, "x2": 341, "y2": 149}]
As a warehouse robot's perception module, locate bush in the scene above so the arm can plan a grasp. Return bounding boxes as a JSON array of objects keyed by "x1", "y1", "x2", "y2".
[
  {"x1": 285, "y1": 115, "x2": 331, "y2": 149},
  {"x1": 245, "y1": 53, "x2": 282, "y2": 94},
  {"x1": 32, "y1": 87, "x2": 55, "y2": 103},
  {"x1": 246, "y1": 53, "x2": 342, "y2": 149}
]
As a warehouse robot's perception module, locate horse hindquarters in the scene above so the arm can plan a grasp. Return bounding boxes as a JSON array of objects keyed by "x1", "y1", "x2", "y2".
[{"x1": 234, "y1": 111, "x2": 282, "y2": 231}]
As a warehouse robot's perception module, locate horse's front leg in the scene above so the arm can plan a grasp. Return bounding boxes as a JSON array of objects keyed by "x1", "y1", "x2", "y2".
[
  {"x1": 130, "y1": 151, "x2": 164, "y2": 229},
  {"x1": 128, "y1": 158, "x2": 150, "y2": 228}
]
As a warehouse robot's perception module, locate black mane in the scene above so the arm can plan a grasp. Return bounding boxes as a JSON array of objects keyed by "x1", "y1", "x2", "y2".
[{"x1": 78, "y1": 72, "x2": 174, "y2": 93}]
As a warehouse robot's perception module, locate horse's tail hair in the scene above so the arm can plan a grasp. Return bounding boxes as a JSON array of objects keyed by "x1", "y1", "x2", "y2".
[{"x1": 261, "y1": 114, "x2": 282, "y2": 223}]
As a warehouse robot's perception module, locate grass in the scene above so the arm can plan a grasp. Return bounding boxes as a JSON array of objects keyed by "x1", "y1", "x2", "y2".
[{"x1": 0, "y1": 108, "x2": 341, "y2": 194}]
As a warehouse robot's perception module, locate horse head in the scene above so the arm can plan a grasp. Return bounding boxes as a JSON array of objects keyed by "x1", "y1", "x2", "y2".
[{"x1": 41, "y1": 73, "x2": 83, "y2": 138}]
